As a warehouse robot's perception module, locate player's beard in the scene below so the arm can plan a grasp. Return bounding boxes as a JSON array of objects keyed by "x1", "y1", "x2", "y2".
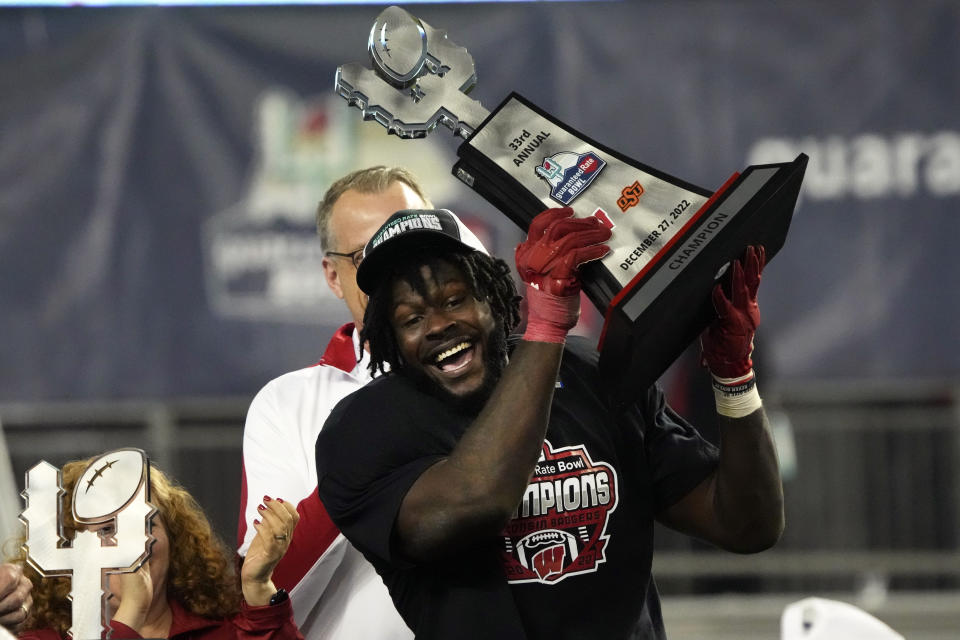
[{"x1": 404, "y1": 322, "x2": 509, "y2": 416}]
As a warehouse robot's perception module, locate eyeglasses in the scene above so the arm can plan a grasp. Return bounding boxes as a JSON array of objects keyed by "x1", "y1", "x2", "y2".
[{"x1": 325, "y1": 247, "x2": 365, "y2": 269}]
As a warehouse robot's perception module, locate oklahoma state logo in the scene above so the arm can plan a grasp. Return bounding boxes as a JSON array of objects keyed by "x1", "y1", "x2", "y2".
[
  {"x1": 501, "y1": 440, "x2": 619, "y2": 584},
  {"x1": 617, "y1": 180, "x2": 645, "y2": 212}
]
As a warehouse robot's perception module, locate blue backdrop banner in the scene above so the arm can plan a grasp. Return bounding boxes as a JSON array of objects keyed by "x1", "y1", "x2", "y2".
[{"x1": 1, "y1": 1, "x2": 957, "y2": 401}]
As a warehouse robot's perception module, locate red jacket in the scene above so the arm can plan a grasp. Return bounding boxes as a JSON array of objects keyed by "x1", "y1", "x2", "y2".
[{"x1": 20, "y1": 598, "x2": 303, "y2": 640}]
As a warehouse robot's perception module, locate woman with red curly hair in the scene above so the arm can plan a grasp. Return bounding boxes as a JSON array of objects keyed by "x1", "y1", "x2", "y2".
[{"x1": 11, "y1": 456, "x2": 303, "y2": 640}]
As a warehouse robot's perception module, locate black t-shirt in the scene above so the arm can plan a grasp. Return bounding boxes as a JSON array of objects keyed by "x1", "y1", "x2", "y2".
[{"x1": 316, "y1": 337, "x2": 719, "y2": 640}]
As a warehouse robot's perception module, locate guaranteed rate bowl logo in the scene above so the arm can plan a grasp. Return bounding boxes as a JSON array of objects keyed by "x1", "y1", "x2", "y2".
[{"x1": 536, "y1": 150, "x2": 607, "y2": 205}]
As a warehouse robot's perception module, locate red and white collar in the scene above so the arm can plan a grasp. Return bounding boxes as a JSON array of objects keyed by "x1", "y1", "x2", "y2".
[{"x1": 316, "y1": 323, "x2": 362, "y2": 374}]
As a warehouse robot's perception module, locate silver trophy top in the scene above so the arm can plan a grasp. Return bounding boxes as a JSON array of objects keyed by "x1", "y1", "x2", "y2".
[{"x1": 336, "y1": 6, "x2": 490, "y2": 139}]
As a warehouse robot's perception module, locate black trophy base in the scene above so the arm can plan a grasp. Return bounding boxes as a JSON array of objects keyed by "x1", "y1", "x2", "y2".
[{"x1": 596, "y1": 155, "x2": 807, "y2": 402}]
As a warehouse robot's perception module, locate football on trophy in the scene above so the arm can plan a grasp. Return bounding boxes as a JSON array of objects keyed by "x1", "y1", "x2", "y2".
[{"x1": 72, "y1": 449, "x2": 147, "y2": 523}]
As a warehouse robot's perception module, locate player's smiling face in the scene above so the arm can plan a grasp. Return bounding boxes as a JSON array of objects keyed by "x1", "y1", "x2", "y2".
[{"x1": 391, "y1": 259, "x2": 497, "y2": 400}]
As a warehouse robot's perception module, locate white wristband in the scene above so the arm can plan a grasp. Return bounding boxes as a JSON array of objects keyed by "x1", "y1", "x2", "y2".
[{"x1": 712, "y1": 371, "x2": 763, "y2": 418}]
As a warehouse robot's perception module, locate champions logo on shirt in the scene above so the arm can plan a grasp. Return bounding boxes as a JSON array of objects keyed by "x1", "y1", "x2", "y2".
[
  {"x1": 369, "y1": 213, "x2": 444, "y2": 248},
  {"x1": 536, "y1": 151, "x2": 607, "y2": 205},
  {"x1": 501, "y1": 440, "x2": 619, "y2": 585}
]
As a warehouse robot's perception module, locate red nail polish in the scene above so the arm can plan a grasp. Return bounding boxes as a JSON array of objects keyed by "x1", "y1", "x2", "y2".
[
  {"x1": 277, "y1": 498, "x2": 284, "y2": 503},
  {"x1": 258, "y1": 504, "x2": 265, "y2": 511},
  {"x1": 253, "y1": 519, "x2": 260, "y2": 525},
  {"x1": 264, "y1": 495, "x2": 272, "y2": 502}
]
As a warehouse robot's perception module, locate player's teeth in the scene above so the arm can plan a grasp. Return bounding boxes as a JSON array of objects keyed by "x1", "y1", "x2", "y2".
[{"x1": 436, "y1": 342, "x2": 470, "y2": 363}]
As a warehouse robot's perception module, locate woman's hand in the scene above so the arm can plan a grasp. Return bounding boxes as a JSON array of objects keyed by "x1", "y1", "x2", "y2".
[
  {"x1": 110, "y1": 561, "x2": 153, "y2": 633},
  {"x1": 241, "y1": 496, "x2": 299, "y2": 606},
  {"x1": 0, "y1": 563, "x2": 33, "y2": 630}
]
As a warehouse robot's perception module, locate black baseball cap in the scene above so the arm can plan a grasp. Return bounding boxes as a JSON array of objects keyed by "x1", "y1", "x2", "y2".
[{"x1": 356, "y1": 208, "x2": 489, "y2": 294}]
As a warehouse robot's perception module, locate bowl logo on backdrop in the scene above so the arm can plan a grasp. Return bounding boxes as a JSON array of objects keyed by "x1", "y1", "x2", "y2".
[
  {"x1": 203, "y1": 89, "x2": 455, "y2": 323},
  {"x1": 501, "y1": 440, "x2": 619, "y2": 584}
]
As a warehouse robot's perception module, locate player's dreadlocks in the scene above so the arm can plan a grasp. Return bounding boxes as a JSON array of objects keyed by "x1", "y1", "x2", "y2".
[{"x1": 361, "y1": 247, "x2": 521, "y2": 377}]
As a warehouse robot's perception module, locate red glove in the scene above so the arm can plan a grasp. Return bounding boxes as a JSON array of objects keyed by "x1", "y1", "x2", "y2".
[
  {"x1": 515, "y1": 208, "x2": 611, "y2": 343},
  {"x1": 516, "y1": 208, "x2": 611, "y2": 296},
  {"x1": 700, "y1": 245, "x2": 766, "y2": 379}
]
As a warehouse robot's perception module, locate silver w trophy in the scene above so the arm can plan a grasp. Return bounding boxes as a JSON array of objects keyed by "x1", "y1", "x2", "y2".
[
  {"x1": 337, "y1": 6, "x2": 807, "y2": 398},
  {"x1": 21, "y1": 450, "x2": 155, "y2": 640}
]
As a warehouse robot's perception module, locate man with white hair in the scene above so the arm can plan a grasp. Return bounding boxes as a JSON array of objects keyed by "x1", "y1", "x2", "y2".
[{"x1": 236, "y1": 167, "x2": 428, "y2": 639}]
